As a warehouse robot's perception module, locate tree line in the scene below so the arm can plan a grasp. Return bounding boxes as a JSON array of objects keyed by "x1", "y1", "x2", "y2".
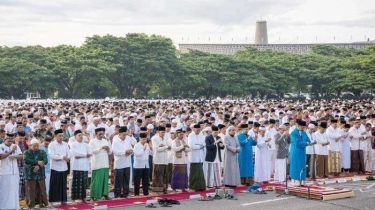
[{"x1": 0, "y1": 33, "x2": 374, "y2": 99}]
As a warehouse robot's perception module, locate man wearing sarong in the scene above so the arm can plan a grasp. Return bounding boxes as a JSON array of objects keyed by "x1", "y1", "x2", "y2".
[
  {"x1": 0, "y1": 133, "x2": 23, "y2": 210},
  {"x1": 274, "y1": 125, "x2": 290, "y2": 182},
  {"x1": 24, "y1": 138, "x2": 49, "y2": 209},
  {"x1": 188, "y1": 124, "x2": 206, "y2": 191},
  {"x1": 326, "y1": 119, "x2": 343, "y2": 176},
  {"x1": 70, "y1": 130, "x2": 92, "y2": 203},
  {"x1": 89, "y1": 127, "x2": 112, "y2": 201},
  {"x1": 48, "y1": 129, "x2": 71, "y2": 205},
  {"x1": 349, "y1": 119, "x2": 366, "y2": 174},
  {"x1": 315, "y1": 122, "x2": 329, "y2": 178},
  {"x1": 171, "y1": 129, "x2": 190, "y2": 191},
  {"x1": 151, "y1": 126, "x2": 169, "y2": 193},
  {"x1": 133, "y1": 132, "x2": 150, "y2": 196},
  {"x1": 205, "y1": 125, "x2": 224, "y2": 188}
]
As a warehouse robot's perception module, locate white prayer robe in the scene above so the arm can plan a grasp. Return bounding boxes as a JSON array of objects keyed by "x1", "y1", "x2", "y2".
[
  {"x1": 0, "y1": 143, "x2": 22, "y2": 210},
  {"x1": 254, "y1": 134, "x2": 270, "y2": 182},
  {"x1": 339, "y1": 130, "x2": 351, "y2": 169}
]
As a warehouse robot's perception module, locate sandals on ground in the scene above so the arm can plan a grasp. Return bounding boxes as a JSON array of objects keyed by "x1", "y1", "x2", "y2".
[{"x1": 146, "y1": 203, "x2": 158, "y2": 208}]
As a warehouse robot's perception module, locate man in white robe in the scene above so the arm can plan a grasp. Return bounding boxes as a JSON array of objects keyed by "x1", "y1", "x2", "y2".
[
  {"x1": 340, "y1": 124, "x2": 351, "y2": 173},
  {"x1": 0, "y1": 134, "x2": 23, "y2": 210},
  {"x1": 254, "y1": 126, "x2": 271, "y2": 183}
]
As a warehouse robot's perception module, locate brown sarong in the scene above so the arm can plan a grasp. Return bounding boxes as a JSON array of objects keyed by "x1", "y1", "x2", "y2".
[
  {"x1": 152, "y1": 164, "x2": 168, "y2": 192},
  {"x1": 328, "y1": 151, "x2": 341, "y2": 173},
  {"x1": 316, "y1": 155, "x2": 328, "y2": 177},
  {"x1": 350, "y1": 150, "x2": 366, "y2": 174}
]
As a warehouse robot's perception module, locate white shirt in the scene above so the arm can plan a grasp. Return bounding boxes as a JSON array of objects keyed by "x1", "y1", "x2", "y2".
[
  {"x1": 361, "y1": 130, "x2": 372, "y2": 151},
  {"x1": 112, "y1": 135, "x2": 132, "y2": 169},
  {"x1": 167, "y1": 137, "x2": 174, "y2": 164},
  {"x1": 0, "y1": 143, "x2": 22, "y2": 175},
  {"x1": 48, "y1": 140, "x2": 71, "y2": 172},
  {"x1": 314, "y1": 131, "x2": 329, "y2": 155},
  {"x1": 306, "y1": 131, "x2": 316, "y2": 155},
  {"x1": 4, "y1": 122, "x2": 16, "y2": 134},
  {"x1": 326, "y1": 126, "x2": 341, "y2": 152},
  {"x1": 70, "y1": 141, "x2": 92, "y2": 171},
  {"x1": 187, "y1": 132, "x2": 205, "y2": 163},
  {"x1": 152, "y1": 134, "x2": 169, "y2": 165},
  {"x1": 265, "y1": 126, "x2": 277, "y2": 150},
  {"x1": 349, "y1": 127, "x2": 363, "y2": 150},
  {"x1": 172, "y1": 138, "x2": 190, "y2": 164},
  {"x1": 89, "y1": 138, "x2": 112, "y2": 170},
  {"x1": 133, "y1": 142, "x2": 150, "y2": 169}
]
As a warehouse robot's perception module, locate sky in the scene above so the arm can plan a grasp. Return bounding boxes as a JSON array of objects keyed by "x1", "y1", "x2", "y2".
[{"x1": 1, "y1": 0, "x2": 374, "y2": 48}]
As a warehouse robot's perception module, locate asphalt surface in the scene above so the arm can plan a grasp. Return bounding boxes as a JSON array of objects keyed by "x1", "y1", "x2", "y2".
[{"x1": 114, "y1": 181, "x2": 375, "y2": 210}]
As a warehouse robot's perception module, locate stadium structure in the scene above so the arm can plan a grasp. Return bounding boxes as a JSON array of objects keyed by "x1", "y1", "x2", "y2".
[{"x1": 178, "y1": 21, "x2": 374, "y2": 55}]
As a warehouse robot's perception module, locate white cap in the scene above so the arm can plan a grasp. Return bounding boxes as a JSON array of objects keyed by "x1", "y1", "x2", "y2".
[
  {"x1": 0, "y1": 120, "x2": 5, "y2": 125},
  {"x1": 259, "y1": 126, "x2": 266, "y2": 131},
  {"x1": 279, "y1": 125, "x2": 286, "y2": 129},
  {"x1": 259, "y1": 118, "x2": 266, "y2": 122},
  {"x1": 29, "y1": 138, "x2": 40, "y2": 145},
  {"x1": 204, "y1": 127, "x2": 212, "y2": 132},
  {"x1": 286, "y1": 111, "x2": 293, "y2": 115},
  {"x1": 147, "y1": 124, "x2": 154, "y2": 130},
  {"x1": 171, "y1": 119, "x2": 178, "y2": 123},
  {"x1": 308, "y1": 124, "x2": 316, "y2": 129}
]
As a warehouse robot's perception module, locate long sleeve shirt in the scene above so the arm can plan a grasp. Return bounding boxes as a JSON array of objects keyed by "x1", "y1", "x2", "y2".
[
  {"x1": 172, "y1": 139, "x2": 190, "y2": 164},
  {"x1": 112, "y1": 135, "x2": 132, "y2": 169},
  {"x1": 326, "y1": 126, "x2": 341, "y2": 152},
  {"x1": 70, "y1": 141, "x2": 92, "y2": 171},
  {"x1": 152, "y1": 134, "x2": 169, "y2": 165},
  {"x1": 306, "y1": 132, "x2": 316, "y2": 154},
  {"x1": 23, "y1": 149, "x2": 48, "y2": 180},
  {"x1": 314, "y1": 131, "x2": 329, "y2": 155},
  {"x1": 349, "y1": 127, "x2": 362, "y2": 150},
  {"x1": 187, "y1": 132, "x2": 206, "y2": 163},
  {"x1": 89, "y1": 138, "x2": 112, "y2": 170},
  {"x1": 48, "y1": 140, "x2": 71, "y2": 172},
  {"x1": 133, "y1": 142, "x2": 150, "y2": 169},
  {"x1": 0, "y1": 143, "x2": 22, "y2": 175}
]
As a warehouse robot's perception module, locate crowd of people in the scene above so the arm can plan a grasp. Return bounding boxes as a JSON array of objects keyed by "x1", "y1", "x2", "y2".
[{"x1": 0, "y1": 99, "x2": 375, "y2": 210}]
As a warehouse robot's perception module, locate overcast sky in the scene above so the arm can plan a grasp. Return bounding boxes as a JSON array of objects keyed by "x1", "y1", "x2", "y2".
[{"x1": 1, "y1": 0, "x2": 374, "y2": 47}]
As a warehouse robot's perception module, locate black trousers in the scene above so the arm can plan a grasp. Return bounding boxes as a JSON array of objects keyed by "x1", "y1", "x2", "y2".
[
  {"x1": 114, "y1": 167, "x2": 130, "y2": 198},
  {"x1": 134, "y1": 168, "x2": 150, "y2": 196},
  {"x1": 149, "y1": 155, "x2": 153, "y2": 181}
]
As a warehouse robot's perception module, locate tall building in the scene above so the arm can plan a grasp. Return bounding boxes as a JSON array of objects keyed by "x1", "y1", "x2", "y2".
[
  {"x1": 179, "y1": 21, "x2": 374, "y2": 55},
  {"x1": 254, "y1": 20, "x2": 268, "y2": 44}
]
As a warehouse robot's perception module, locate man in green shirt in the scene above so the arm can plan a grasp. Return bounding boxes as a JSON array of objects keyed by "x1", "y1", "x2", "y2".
[{"x1": 24, "y1": 138, "x2": 49, "y2": 209}]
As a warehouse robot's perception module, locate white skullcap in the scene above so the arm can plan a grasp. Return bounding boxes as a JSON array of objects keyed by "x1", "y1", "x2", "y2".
[
  {"x1": 0, "y1": 120, "x2": 5, "y2": 125},
  {"x1": 113, "y1": 117, "x2": 119, "y2": 121},
  {"x1": 259, "y1": 126, "x2": 266, "y2": 131},
  {"x1": 259, "y1": 118, "x2": 266, "y2": 122},
  {"x1": 147, "y1": 124, "x2": 154, "y2": 130},
  {"x1": 30, "y1": 138, "x2": 40, "y2": 145},
  {"x1": 204, "y1": 127, "x2": 212, "y2": 132},
  {"x1": 308, "y1": 124, "x2": 316, "y2": 129},
  {"x1": 171, "y1": 119, "x2": 178, "y2": 123},
  {"x1": 310, "y1": 116, "x2": 317, "y2": 121},
  {"x1": 254, "y1": 113, "x2": 261, "y2": 117},
  {"x1": 60, "y1": 115, "x2": 65, "y2": 120},
  {"x1": 279, "y1": 125, "x2": 286, "y2": 129},
  {"x1": 286, "y1": 111, "x2": 293, "y2": 115},
  {"x1": 93, "y1": 117, "x2": 100, "y2": 121}
]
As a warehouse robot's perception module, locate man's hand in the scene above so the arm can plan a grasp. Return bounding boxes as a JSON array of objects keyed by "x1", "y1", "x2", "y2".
[
  {"x1": 159, "y1": 144, "x2": 165, "y2": 147},
  {"x1": 33, "y1": 165, "x2": 39, "y2": 173},
  {"x1": 86, "y1": 154, "x2": 92, "y2": 158},
  {"x1": 125, "y1": 149, "x2": 133, "y2": 156},
  {"x1": 63, "y1": 156, "x2": 70, "y2": 162},
  {"x1": 11, "y1": 145, "x2": 17, "y2": 153},
  {"x1": 37, "y1": 161, "x2": 44, "y2": 167}
]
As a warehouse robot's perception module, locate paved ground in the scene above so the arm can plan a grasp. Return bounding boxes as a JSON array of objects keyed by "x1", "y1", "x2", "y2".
[{"x1": 115, "y1": 181, "x2": 375, "y2": 210}]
